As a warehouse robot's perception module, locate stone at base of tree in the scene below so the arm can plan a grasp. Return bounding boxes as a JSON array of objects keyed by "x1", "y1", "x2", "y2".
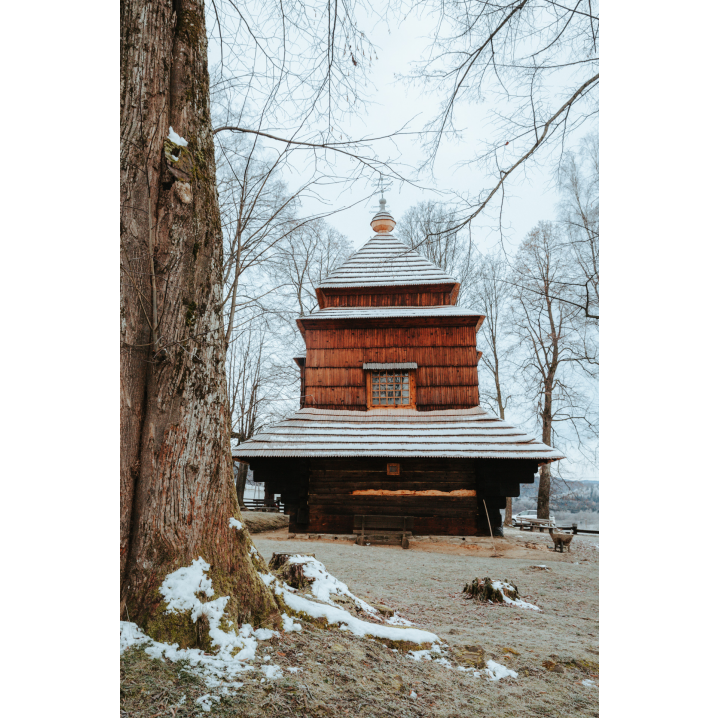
[{"x1": 462, "y1": 577, "x2": 519, "y2": 603}]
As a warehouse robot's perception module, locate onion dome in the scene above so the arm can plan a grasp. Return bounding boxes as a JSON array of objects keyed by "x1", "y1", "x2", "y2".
[{"x1": 370, "y1": 197, "x2": 396, "y2": 234}]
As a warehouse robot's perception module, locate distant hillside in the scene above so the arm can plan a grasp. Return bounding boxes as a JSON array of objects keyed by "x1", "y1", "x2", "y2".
[{"x1": 512, "y1": 478, "x2": 599, "y2": 513}]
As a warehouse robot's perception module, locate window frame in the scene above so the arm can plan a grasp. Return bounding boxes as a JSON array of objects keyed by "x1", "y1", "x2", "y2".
[{"x1": 365, "y1": 368, "x2": 416, "y2": 410}]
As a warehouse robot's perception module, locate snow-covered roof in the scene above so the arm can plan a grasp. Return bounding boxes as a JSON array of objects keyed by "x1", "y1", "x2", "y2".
[
  {"x1": 301, "y1": 305, "x2": 481, "y2": 321},
  {"x1": 317, "y1": 235, "x2": 458, "y2": 289},
  {"x1": 233, "y1": 407, "x2": 565, "y2": 461}
]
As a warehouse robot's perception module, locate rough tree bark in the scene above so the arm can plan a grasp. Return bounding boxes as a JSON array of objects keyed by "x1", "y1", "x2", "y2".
[
  {"x1": 235, "y1": 462, "x2": 248, "y2": 509},
  {"x1": 536, "y1": 345, "x2": 558, "y2": 520},
  {"x1": 496, "y1": 387, "x2": 514, "y2": 528},
  {"x1": 120, "y1": 0, "x2": 280, "y2": 639}
]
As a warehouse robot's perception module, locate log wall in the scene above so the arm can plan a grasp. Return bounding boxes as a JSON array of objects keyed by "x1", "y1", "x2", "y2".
[
  {"x1": 304, "y1": 326, "x2": 479, "y2": 410},
  {"x1": 248, "y1": 457, "x2": 537, "y2": 536},
  {"x1": 318, "y1": 284, "x2": 456, "y2": 308},
  {"x1": 305, "y1": 458, "x2": 480, "y2": 535}
]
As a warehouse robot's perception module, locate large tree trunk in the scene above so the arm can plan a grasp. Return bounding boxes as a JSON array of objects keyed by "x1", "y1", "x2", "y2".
[
  {"x1": 496, "y1": 373, "x2": 513, "y2": 527},
  {"x1": 503, "y1": 496, "x2": 513, "y2": 527},
  {"x1": 235, "y1": 462, "x2": 248, "y2": 508},
  {"x1": 120, "y1": 0, "x2": 280, "y2": 638},
  {"x1": 536, "y1": 463, "x2": 551, "y2": 519},
  {"x1": 536, "y1": 381, "x2": 554, "y2": 519}
]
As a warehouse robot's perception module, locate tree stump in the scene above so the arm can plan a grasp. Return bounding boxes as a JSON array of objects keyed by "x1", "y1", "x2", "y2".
[
  {"x1": 462, "y1": 577, "x2": 520, "y2": 603},
  {"x1": 269, "y1": 553, "x2": 317, "y2": 589}
]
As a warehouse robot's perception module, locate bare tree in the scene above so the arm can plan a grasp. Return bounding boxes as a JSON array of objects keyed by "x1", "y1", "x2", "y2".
[
  {"x1": 510, "y1": 221, "x2": 598, "y2": 519},
  {"x1": 469, "y1": 250, "x2": 516, "y2": 526},
  {"x1": 223, "y1": 217, "x2": 351, "y2": 506},
  {"x1": 395, "y1": 201, "x2": 478, "y2": 302},
  {"x1": 207, "y1": 0, "x2": 417, "y2": 185},
  {"x1": 557, "y1": 132, "x2": 599, "y2": 320},
  {"x1": 398, "y1": 0, "x2": 598, "y2": 229},
  {"x1": 227, "y1": 321, "x2": 273, "y2": 507},
  {"x1": 269, "y1": 219, "x2": 353, "y2": 316},
  {"x1": 216, "y1": 133, "x2": 301, "y2": 343}
]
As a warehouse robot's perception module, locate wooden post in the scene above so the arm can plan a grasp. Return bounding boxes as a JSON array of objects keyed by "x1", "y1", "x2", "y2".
[{"x1": 572, "y1": 523, "x2": 578, "y2": 535}]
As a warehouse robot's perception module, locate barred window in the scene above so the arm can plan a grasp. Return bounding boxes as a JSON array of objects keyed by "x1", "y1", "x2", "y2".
[{"x1": 370, "y1": 370, "x2": 412, "y2": 407}]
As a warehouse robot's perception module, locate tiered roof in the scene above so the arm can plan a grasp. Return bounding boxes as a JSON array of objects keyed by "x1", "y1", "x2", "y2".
[
  {"x1": 231, "y1": 201, "x2": 564, "y2": 468},
  {"x1": 233, "y1": 407, "x2": 564, "y2": 461},
  {"x1": 318, "y1": 234, "x2": 457, "y2": 289}
]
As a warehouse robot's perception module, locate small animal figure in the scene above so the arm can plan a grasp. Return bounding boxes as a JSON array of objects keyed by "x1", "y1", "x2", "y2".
[{"x1": 549, "y1": 530, "x2": 574, "y2": 553}]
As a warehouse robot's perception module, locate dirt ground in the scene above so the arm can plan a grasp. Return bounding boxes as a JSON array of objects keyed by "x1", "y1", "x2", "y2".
[
  {"x1": 120, "y1": 527, "x2": 598, "y2": 717},
  {"x1": 254, "y1": 527, "x2": 599, "y2": 663}
]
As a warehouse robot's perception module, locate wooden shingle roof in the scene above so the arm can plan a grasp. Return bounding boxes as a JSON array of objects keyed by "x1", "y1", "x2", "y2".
[
  {"x1": 317, "y1": 235, "x2": 458, "y2": 289},
  {"x1": 233, "y1": 407, "x2": 565, "y2": 461},
  {"x1": 302, "y1": 305, "x2": 481, "y2": 320}
]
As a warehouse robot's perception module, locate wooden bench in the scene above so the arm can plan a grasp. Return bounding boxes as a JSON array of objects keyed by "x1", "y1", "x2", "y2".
[
  {"x1": 517, "y1": 518, "x2": 555, "y2": 533},
  {"x1": 242, "y1": 499, "x2": 284, "y2": 513},
  {"x1": 353, "y1": 515, "x2": 414, "y2": 549}
]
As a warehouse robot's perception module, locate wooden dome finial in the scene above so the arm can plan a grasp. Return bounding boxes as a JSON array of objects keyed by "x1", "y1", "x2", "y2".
[{"x1": 370, "y1": 197, "x2": 396, "y2": 234}]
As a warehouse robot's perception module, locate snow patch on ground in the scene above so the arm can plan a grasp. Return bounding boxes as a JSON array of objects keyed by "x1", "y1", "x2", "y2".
[
  {"x1": 196, "y1": 694, "x2": 220, "y2": 712},
  {"x1": 582, "y1": 679, "x2": 597, "y2": 688},
  {"x1": 168, "y1": 127, "x2": 188, "y2": 146},
  {"x1": 262, "y1": 570, "x2": 440, "y2": 644},
  {"x1": 457, "y1": 660, "x2": 518, "y2": 681},
  {"x1": 260, "y1": 664, "x2": 283, "y2": 680},
  {"x1": 407, "y1": 643, "x2": 443, "y2": 662},
  {"x1": 229, "y1": 518, "x2": 243, "y2": 530},
  {"x1": 490, "y1": 580, "x2": 541, "y2": 611},
  {"x1": 483, "y1": 660, "x2": 519, "y2": 681},
  {"x1": 121, "y1": 558, "x2": 283, "y2": 709},
  {"x1": 386, "y1": 614, "x2": 414, "y2": 626},
  {"x1": 286, "y1": 555, "x2": 378, "y2": 614},
  {"x1": 282, "y1": 613, "x2": 302, "y2": 632}
]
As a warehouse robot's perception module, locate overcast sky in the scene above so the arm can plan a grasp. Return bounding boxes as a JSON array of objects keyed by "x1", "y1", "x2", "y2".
[
  {"x1": 209, "y1": 7, "x2": 578, "y2": 252},
  {"x1": 208, "y1": 7, "x2": 599, "y2": 481},
  {"x1": 281, "y1": 8, "x2": 574, "y2": 253}
]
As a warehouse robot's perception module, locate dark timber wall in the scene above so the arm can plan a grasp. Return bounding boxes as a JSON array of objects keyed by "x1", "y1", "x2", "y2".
[
  {"x1": 248, "y1": 457, "x2": 536, "y2": 536},
  {"x1": 318, "y1": 284, "x2": 457, "y2": 308}
]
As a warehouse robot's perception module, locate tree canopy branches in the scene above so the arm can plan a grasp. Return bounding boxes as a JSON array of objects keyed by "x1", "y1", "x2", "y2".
[{"x1": 397, "y1": 0, "x2": 599, "y2": 227}]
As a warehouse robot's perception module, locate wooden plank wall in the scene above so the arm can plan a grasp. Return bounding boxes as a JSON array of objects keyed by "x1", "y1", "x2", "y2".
[
  {"x1": 319, "y1": 285, "x2": 455, "y2": 308},
  {"x1": 304, "y1": 326, "x2": 479, "y2": 410},
  {"x1": 305, "y1": 458, "x2": 480, "y2": 535},
  {"x1": 322, "y1": 291, "x2": 453, "y2": 307},
  {"x1": 249, "y1": 458, "x2": 538, "y2": 536}
]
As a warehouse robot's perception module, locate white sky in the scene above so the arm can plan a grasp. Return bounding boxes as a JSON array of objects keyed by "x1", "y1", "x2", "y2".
[
  {"x1": 208, "y1": 8, "x2": 598, "y2": 481},
  {"x1": 208, "y1": 8, "x2": 572, "y2": 253},
  {"x1": 306, "y1": 10, "x2": 567, "y2": 252}
]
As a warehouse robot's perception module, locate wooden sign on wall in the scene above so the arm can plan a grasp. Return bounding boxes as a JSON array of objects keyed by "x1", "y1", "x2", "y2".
[{"x1": 387, "y1": 463, "x2": 400, "y2": 475}]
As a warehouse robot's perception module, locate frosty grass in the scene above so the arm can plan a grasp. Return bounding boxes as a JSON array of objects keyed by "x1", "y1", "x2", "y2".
[{"x1": 121, "y1": 552, "x2": 518, "y2": 712}]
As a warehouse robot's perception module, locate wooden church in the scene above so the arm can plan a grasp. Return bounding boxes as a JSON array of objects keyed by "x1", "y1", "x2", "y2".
[{"x1": 233, "y1": 200, "x2": 563, "y2": 536}]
